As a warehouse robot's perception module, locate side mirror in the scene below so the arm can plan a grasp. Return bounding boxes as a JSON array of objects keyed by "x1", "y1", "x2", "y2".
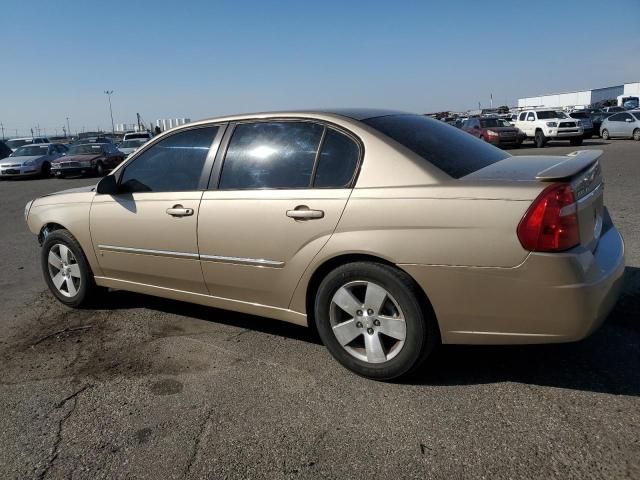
[{"x1": 96, "y1": 174, "x2": 118, "y2": 195}]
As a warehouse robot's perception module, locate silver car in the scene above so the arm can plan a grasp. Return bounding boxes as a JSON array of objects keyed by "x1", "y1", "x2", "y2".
[
  {"x1": 600, "y1": 111, "x2": 640, "y2": 141},
  {"x1": 0, "y1": 143, "x2": 68, "y2": 178}
]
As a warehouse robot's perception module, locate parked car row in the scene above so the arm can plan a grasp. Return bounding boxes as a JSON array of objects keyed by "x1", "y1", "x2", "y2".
[{"x1": 0, "y1": 139, "x2": 129, "y2": 179}]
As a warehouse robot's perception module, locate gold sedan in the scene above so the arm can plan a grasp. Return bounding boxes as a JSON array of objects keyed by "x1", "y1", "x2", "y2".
[{"x1": 25, "y1": 110, "x2": 625, "y2": 379}]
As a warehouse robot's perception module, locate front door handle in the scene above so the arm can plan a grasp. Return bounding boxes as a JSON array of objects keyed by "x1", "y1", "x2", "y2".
[
  {"x1": 166, "y1": 204, "x2": 194, "y2": 217},
  {"x1": 286, "y1": 205, "x2": 324, "y2": 220}
]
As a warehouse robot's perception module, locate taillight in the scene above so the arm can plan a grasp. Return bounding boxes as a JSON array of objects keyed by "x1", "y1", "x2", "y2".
[{"x1": 517, "y1": 183, "x2": 580, "y2": 252}]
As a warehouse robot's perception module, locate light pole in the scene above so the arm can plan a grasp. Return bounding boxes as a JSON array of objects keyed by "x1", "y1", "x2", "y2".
[
  {"x1": 66, "y1": 117, "x2": 71, "y2": 139},
  {"x1": 104, "y1": 90, "x2": 115, "y2": 134},
  {"x1": 0, "y1": 122, "x2": 4, "y2": 140}
]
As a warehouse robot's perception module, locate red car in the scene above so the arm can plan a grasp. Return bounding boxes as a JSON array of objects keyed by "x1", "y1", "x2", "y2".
[
  {"x1": 462, "y1": 117, "x2": 522, "y2": 147},
  {"x1": 51, "y1": 143, "x2": 125, "y2": 178}
]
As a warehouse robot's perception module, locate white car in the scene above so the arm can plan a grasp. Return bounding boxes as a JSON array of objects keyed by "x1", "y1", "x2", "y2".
[
  {"x1": 5, "y1": 137, "x2": 50, "y2": 152},
  {"x1": 513, "y1": 110, "x2": 583, "y2": 148},
  {"x1": 0, "y1": 143, "x2": 67, "y2": 178},
  {"x1": 117, "y1": 138, "x2": 147, "y2": 157}
]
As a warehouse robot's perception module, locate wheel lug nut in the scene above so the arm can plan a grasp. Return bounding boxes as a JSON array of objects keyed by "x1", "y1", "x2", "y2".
[
  {"x1": 356, "y1": 310, "x2": 363, "y2": 316},
  {"x1": 356, "y1": 321, "x2": 363, "y2": 328},
  {"x1": 367, "y1": 328, "x2": 374, "y2": 335},
  {"x1": 367, "y1": 309, "x2": 374, "y2": 315},
  {"x1": 373, "y1": 319, "x2": 380, "y2": 326}
]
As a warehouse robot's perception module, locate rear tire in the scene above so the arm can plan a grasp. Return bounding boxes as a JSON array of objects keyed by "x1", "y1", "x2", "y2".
[
  {"x1": 602, "y1": 129, "x2": 610, "y2": 140},
  {"x1": 569, "y1": 137, "x2": 583, "y2": 146},
  {"x1": 314, "y1": 262, "x2": 438, "y2": 380},
  {"x1": 534, "y1": 130, "x2": 547, "y2": 148},
  {"x1": 95, "y1": 161, "x2": 105, "y2": 177},
  {"x1": 633, "y1": 129, "x2": 640, "y2": 141},
  {"x1": 41, "y1": 229, "x2": 99, "y2": 307}
]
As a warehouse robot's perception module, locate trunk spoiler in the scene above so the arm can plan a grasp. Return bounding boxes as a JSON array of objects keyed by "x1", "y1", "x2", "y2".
[{"x1": 535, "y1": 150, "x2": 602, "y2": 181}]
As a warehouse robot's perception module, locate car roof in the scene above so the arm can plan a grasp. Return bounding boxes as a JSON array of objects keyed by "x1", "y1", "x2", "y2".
[{"x1": 195, "y1": 108, "x2": 409, "y2": 124}]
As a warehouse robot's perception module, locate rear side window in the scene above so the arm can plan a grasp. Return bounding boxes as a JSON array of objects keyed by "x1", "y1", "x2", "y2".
[
  {"x1": 633, "y1": 113, "x2": 640, "y2": 121},
  {"x1": 120, "y1": 126, "x2": 218, "y2": 192},
  {"x1": 362, "y1": 114, "x2": 509, "y2": 179},
  {"x1": 313, "y1": 129, "x2": 360, "y2": 188},
  {"x1": 219, "y1": 121, "x2": 323, "y2": 189}
]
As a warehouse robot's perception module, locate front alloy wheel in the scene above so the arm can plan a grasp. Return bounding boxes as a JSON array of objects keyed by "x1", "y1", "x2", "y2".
[{"x1": 47, "y1": 243, "x2": 82, "y2": 297}]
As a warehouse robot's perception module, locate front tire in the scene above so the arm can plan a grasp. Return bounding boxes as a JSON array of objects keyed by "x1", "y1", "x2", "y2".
[
  {"x1": 633, "y1": 129, "x2": 640, "y2": 141},
  {"x1": 95, "y1": 161, "x2": 105, "y2": 177},
  {"x1": 41, "y1": 229, "x2": 98, "y2": 307},
  {"x1": 569, "y1": 137, "x2": 583, "y2": 146},
  {"x1": 41, "y1": 162, "x2": 51, "y2": 178},
  {"x1": 314, "y1": 262, "x2": 438, "y2": 380},
  {"x1": 602, "y1": 129, "x2": 610, "y2": 140},
  {"x1": 534, "y1": 130, "x2": 547, "y2": 148}
]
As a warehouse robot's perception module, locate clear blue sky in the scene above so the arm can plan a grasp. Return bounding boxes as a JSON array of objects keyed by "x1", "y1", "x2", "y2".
[{"x1": 1, "y1": 0, "x2": 638, "y2": 136}]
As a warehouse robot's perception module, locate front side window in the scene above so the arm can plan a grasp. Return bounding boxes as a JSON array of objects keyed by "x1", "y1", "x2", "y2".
[
  {"x1": 519, "y1": 112, "x2": 527, "y2": 121},
  {"x1": 632, "y1": 113, "x2": 640, "y2": 121},
  {"x1": 219, "y1": 121, "x2": 323, "y2": 189},
  {"x1": 313, "y1": 129, "x2": 360, "y2": 188},
  {"x1": 609, "y1": 113, "x2": 624, "y2": 122},
  {"x1": 120, "y1": 126, "x2": 218, "y2": 192}
]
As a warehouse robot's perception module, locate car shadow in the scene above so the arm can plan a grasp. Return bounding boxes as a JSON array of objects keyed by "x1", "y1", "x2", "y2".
[
  {"x1": 410, "y1": 266, "x2": 640, "y2": 396},
  {"x1": 88, "y1": 289, "x2": 321, "y2": 345},
  {"x1": 87, "y1": 267, "x2": 639, "y2": 395}
]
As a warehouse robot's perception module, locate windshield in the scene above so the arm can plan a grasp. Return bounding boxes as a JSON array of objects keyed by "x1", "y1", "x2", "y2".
[
  {"x1": 536, "y1": 111, "x2": 566, "y2": 119},
  {"x1": 480, "y1": 118, "x2": 511, "y2": 128},
  {"x1": 362, "y1": 114, "x2": 509, "y2": 179},
  {"x1": 67, "y1": 144, "x2": 103, "y2": 155},
  {"x1": 120, "y1": 139, "x2": 146, "y2": 148},
  {"x1": 6, "y1": 139, "x2": 30, "y2": 149},
  {"x1": 12, "y1": 145, "x2": 49, "y2": 156}
]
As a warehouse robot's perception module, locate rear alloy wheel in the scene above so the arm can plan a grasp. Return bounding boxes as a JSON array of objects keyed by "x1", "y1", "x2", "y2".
[
  {"x1": 535, "y1": 130, "x2": 547, "y2": 148},
  {"x1": 601, "y1": 129, "x2": 610, "y2": 140},
  {"x1": 569, "y1": 137, "x2": 583, "y2": 146},
  {"x1": 315, "y1": 262, "x2": 438, "y2": 380},
  {"x1": 633, "y1": 129, "x2": 640, "y2": 141}
]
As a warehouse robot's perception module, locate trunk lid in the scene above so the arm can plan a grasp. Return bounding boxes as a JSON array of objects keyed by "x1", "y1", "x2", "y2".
[{"x1": 466, "y1": 150, "x2": 605, "y2": 251}]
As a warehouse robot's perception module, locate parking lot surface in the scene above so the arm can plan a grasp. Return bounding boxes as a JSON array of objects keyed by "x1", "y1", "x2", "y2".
[{"x1": 0, "y1": 139, "x2": 638, "y2": 479}]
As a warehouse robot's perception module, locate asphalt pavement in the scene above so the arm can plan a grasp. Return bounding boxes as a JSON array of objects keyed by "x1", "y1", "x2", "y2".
[{"x1": 0, "y1": 138, "x2": 638, "y2": 479}]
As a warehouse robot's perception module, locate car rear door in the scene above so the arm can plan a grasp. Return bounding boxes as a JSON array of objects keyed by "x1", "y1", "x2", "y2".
[
  {"x1": 197, "y1": 120, "x2": 361, "y2": 309},
  {"x1": 90, "y1": 125, "x2": 224, "y2": 293}
]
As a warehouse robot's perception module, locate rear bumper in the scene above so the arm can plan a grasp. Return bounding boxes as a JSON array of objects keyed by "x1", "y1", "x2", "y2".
[{"x1": 401, "y1": 219, "x2": 625, "y2": 344}]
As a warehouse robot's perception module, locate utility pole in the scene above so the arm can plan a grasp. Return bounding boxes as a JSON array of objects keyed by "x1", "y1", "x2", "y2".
[
  {"x1": 66, "y1": 117, "x2": 71, "y2": 139},
  {"x1": 490, "y1": 93, "x2": 493, "y2": 109},
  {"x1": 104, "y1": 90, "x2": 115, "y2": 134},
  {"x1": 30, "y1": 128, "x2": 34, "y2": 140},
  {"x1": 0, "y1": 122, "x2": 4, "y2": 140},
  {"x1": 62, "y1": 126, "x2": 66, "y2": 138}
]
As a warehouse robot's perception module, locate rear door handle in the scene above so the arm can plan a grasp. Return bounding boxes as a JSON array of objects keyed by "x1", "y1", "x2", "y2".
[
  {"x1": 286, "y1": 205, "x2": 324, "y2": 220},
  {"x1": 166, "y1": 204, "x2": 194, "y2": 217}
]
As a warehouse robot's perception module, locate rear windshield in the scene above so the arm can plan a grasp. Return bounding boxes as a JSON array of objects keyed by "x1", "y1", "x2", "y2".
[
  {"x1": 479, "y1": 118, "x2": 511, "y2": 128},
  {"x1": 570, "y1": 112, "x2": 589, "y2": 118},
  {"x1": 362, "y1": 114, "x2": 509, "y2": 179}
]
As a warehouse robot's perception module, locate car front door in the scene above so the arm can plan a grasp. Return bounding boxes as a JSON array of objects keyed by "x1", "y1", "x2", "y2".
[
  {"x1": 90, "y1": 125, "x2": 224, "y2": 293},
  {"x1": 618, "y1": 113, "x2": 634, "y2": 137},
  {"x1": 197, "y1": 120, "x2": 361, "y2": 310},
  {"x1": 607, "y1": 113, "x2": 623, "y2": 136}
]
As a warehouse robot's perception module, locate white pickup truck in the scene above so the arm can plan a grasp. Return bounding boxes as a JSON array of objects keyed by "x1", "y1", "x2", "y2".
[{"x1": 513, "y1": 109, "x2": 584, "y2": 148}]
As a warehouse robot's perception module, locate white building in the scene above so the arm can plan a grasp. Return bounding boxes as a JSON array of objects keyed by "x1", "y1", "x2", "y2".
[
  {"x1": 155, "y1": 118, "x2": 191, "y2": 132},
  {"x1": 518, "y1": 81, "x2": 640, "y2": 109}
]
